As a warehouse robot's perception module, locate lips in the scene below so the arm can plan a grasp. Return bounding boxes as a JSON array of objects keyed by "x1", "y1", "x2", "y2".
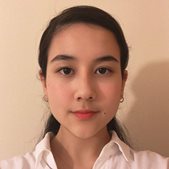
[{"x1": 73, "y1": 110, "x2": 98, "y2": 120}]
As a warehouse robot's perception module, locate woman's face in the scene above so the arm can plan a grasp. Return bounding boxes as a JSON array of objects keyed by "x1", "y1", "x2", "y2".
[{"x1": 41, "y1": 23, "x2": 127, "y2": 139}]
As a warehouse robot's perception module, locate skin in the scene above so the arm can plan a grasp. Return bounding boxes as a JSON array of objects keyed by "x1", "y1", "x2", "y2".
[{"x1": 40, "y1": 23, "x2": 127, "y2": 169}]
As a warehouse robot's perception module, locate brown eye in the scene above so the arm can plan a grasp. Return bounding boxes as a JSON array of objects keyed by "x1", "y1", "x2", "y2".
[
  {"x1": 58, "y1": 67, "x2": 74, "y2": 75},
  {"x1": 96, "y1": 67, "x2": 111, "y2": 75}
]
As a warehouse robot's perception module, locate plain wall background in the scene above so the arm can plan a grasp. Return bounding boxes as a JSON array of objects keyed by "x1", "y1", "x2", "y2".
[{"x1": 0, "y1": 0, "x2": 169, "y2": 160}]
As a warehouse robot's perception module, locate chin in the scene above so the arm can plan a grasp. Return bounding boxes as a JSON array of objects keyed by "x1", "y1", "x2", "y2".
[{"x1": 70, "y1": 126, "x2": 107, "y2": 140}]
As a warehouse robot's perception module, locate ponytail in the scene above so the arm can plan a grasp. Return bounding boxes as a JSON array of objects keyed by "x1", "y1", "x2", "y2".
[{"x1": 43, "y1": 114, "x2": 60, "y2": 136}]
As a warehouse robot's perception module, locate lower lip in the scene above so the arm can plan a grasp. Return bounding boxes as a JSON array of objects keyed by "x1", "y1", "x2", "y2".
[{"x1": 74, "y1": 112, "x2": 97, "y2": 120}]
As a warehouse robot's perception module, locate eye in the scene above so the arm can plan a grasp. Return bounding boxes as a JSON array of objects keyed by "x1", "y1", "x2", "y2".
[
  {"x1": 96, "y1": 67, "x2": 112, "y2": 75},
  {"x1": 57, "y1": 67, "x2": 74, "y2": 75}
]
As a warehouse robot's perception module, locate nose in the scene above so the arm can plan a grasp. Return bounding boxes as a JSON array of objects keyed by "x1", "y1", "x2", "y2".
[{"x1": 74, "y1": 76, "x2": 96, "y2": 102}]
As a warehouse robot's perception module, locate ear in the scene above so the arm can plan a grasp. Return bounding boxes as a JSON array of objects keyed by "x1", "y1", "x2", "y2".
[
  {"x1": 39, "y1": 70, "x2": 48, "y2": 96},
  {"x1": 121, "y1": 70, "x2": 128, "y2": 94}
]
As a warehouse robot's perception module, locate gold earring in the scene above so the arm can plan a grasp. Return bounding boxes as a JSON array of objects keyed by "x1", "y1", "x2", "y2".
[{"x1": 120, "y1": 96, "x2": 124, "y2": 103}]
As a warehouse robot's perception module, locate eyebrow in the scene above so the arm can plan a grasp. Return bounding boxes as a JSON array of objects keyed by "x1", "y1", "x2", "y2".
[
  {"x1": 49, "y1": 54, "x2": 119, "y2": 63},
  {"x1": 94, "y1": 55, "x2": 119, "y2": 63},
  {"x1": 50, "y1": 54, "x2": 75, "y2": 63}
]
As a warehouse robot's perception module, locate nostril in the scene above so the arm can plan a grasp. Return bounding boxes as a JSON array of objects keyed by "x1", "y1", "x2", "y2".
[
  {"x1": 76, "y1": 96, "x2": 94, "y2": 102},
  {"x1": 88, "y1": 96, "x2": 93, "y2": 100},
  {"x1": 77, "y1": 96, "x2": 82, "y2": 101}
]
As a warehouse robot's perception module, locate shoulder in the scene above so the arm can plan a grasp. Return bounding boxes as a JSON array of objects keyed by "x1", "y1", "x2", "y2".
[
  {"x1": 0, "y1": 152, "x2": 35, "y2": 169},
  {"x1": 0, "y1": 132, "x2": 55, "y2": 169},
  {"x1": 111, "y1": 131, "x2": 169, "y2": 168},
  {"x1": 130, "y1": 149, "x2": 169, "y2": 168}
]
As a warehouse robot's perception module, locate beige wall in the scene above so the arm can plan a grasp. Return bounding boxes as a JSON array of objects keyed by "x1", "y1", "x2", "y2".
[{"x1": 0, "y1": 0, "x2": 169, "y2": 160}]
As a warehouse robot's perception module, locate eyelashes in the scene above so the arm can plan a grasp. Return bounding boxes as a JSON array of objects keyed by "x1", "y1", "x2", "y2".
[
  {"x1": 55, "y1": 66, "x2": 114, "y2": 76},
  {"x1": 95, "y1": 67, "x2": 113, "y2": 75},
  {"x1": 57, "y1": 67, "x2": 74, "y2": 75}
]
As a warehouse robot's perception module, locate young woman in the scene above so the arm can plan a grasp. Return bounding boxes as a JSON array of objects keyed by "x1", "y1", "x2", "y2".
[{"x1": 0, "y1": 5, "x2": 168, "y2": 169}]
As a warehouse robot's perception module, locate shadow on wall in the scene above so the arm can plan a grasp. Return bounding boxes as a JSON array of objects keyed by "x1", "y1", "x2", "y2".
[{"x1": 125, "y1": 61, "x2": 169, "y2": 157}]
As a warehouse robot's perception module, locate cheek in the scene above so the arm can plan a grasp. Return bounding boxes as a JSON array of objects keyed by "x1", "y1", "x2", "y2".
[
  {"x1": 98, "y1": 91, "x2": 120, "y2": 130},
  {"x1": 100, "y1": 81, "x2": 122, "y2": 113},
  {"x1": 100, "y1": 81, "x2": 122, "y2": 99},
  {"x1": 46, "y1": 80, "x2": 72, "y2": 108}
]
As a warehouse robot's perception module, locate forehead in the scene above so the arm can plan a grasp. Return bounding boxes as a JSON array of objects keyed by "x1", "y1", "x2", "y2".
[{"x1": 48, "y1": 23, "x2": 120, "y2": 61}]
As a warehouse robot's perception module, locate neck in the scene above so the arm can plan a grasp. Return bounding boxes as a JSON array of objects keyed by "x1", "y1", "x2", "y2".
[{"x1": 51, "y1": 126, "x2": 110, "y2": 168}]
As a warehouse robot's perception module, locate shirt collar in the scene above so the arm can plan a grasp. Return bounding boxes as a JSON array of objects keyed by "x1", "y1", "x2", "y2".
[
  {"x1": 95, "y1": 131, "x2": 133, "y2": 163},
  {"x1": 33, "y1": 131, "x2": 133, "y2": 168},
  {"x1": 110, "y1": 131, "x2": 134, "y2": 162},
  {"x1": 34, "y1": 132, "x2": 57, "y2": 168}
]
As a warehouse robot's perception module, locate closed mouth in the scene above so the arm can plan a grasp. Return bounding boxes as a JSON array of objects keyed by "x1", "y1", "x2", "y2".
[{"x1": 72, "y1": 110, "x2": 99, "y2": 120}]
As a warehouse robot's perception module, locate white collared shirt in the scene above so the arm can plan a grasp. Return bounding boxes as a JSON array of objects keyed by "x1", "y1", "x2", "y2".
[{"x1": 0, "y1": 132, "x2": 168, "y2": 169}]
